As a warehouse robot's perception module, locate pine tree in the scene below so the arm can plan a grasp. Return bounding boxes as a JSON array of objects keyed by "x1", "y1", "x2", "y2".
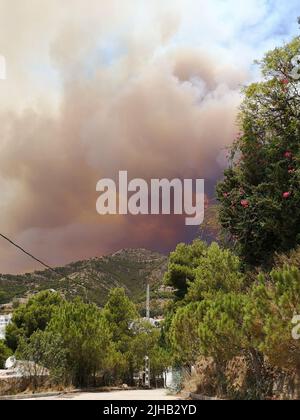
[
  {"x1": 163, "y1": 240, "x2": 208, "y2": 299},
  {"x1": 247, "y1": 266, "x2": 300, "y2": 398}
]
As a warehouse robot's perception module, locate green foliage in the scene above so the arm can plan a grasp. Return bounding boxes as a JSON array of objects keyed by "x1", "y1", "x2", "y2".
[
  {"x1": 187, "y1": 243, "x2": 246, "y2": 302},
  {"x1": 164, "y1": 240, "x2": 208, "y2": 299},
  {"x1": 166, "y1": 243, "x2": 247, "y2": 364},
  {"x1": 129, "y1": 321, "x2": 170, "y2": 381},
  {"x1": 103, "y1": 288, "x2": 138, "y2": 346},
  {"x1": 275, "y1": 246, "x2": 300, "y2": 268},
  {"x1": 5, "y1": 288, "x2": 169, "y2": 389},
  {"x1": 103, "y1": 288, "x2": 141, "y2": 384},
  {"x1": 16, "y1": 330, "x2": 67, "y2": 385},
  {"x1": 247, "y1": 266, "x2": 300, "y2": 371},
  {"x1": 103, "y1": 289, "x2": 169, "y2": 385},
  {"x1": 150, "y1": 345, "x2": 170, "y2": 382},
  {"x1": 16, "y1": 298, "x2": 116, "y2": 387},
  {"x1": 169, "y1": 294, "x2": 248, "y2": 367},
  {"x1": 169, "y1": 302, "x2": 204, "y2": 365},
  {"x1": 217, "y1": 37, "x2": 300, "y2": 265},
  {"x1": 0, "y1": 341, "x2": 12, "y2": 369},
  {"x1": 167, "y1": 242, "x2": 300, "y2": 398},
  {"x1": 46, "y1": 298, "x2": 115, "y2": 387},
  {"x1": 5, "y1": 291, "x2": 63, "y2": 352},
  {"x1": 0, "y1": 290, "x2": 8, "y2": 304},
  {"x1": 169, "y1": 254, "x2": 246, "y2": 364},
  {"x1": 197, "y1": 292, "x2": 247, "y2": 365}
]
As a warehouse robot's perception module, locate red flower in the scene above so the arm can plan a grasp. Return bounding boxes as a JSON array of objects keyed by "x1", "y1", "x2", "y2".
[
  {"x1": 284, "y1": 151, "x2": 293, "y2": 159},
  {"x1": 223, "y1": 193, "x2": 229, "y2": 199},
  {"x1": 283, "y1": 192, "x2": 291, "y2": 199},
  {"x1": 241, "y1": 199, "x2": 250, "y2": 208},
  {"x1": 281, "y1": 78, "x2": 289, "y2": 85}
]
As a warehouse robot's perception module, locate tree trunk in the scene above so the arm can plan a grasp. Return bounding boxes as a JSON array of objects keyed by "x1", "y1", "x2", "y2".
[{"x1": 294, "y1": 367, "x2": 300, "y2": 400}]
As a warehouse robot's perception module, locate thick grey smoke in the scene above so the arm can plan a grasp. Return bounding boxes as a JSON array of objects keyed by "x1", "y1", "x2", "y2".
[{"x1": 0, "y1": 0, "x2": 252, "y2": 273}]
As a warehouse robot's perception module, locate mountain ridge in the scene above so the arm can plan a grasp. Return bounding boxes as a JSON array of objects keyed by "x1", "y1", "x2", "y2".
[{"x1": 0, "y1": 248, "x2": 169, "y2": 313}]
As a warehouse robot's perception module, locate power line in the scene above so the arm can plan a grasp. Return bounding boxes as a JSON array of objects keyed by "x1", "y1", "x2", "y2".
[
  {"x1": 0, "y1": 232, "x2": 89, "y2": 302},
  {"x1": 0, "y1": 233, "x2": 58, "y2": 275}
]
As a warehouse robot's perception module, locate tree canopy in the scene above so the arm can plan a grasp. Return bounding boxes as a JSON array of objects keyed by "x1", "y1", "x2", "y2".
[
  {"x1": 5, "y1": 290, "x2": 63, "y2": 352},
  {"x1": 217, "y1": 37, "x2": 300, "y2": 265}
]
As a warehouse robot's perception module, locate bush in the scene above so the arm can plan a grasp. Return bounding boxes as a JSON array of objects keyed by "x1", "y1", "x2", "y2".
[{"x1": 0, "y1": 341, "x2": 12, "y2": 369}]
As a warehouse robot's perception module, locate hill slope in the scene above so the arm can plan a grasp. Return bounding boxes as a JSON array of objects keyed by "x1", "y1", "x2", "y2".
[{"x1": 0, "y1": 249, "x2": 169, "y2": 312}]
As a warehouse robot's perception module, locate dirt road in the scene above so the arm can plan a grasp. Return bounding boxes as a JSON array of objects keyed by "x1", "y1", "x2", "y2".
[{"x1": 25, "y1": 389, "x2": 180, "y2": 400}]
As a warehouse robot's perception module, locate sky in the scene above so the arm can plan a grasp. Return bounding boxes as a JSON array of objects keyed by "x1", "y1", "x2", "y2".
[{"x1": 0, "y1": 0, "x2": 299, "y2": 273}]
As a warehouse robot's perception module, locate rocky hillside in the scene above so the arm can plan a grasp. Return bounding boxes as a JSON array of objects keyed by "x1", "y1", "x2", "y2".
[{"x1": 0, "y1": 249, "x2": 169, "y2": 313}]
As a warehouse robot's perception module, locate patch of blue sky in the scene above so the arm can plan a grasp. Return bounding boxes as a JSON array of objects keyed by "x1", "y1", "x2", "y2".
[
  {"x1": 171, "y1": 0, "x2": 298, "y2": 52},
  {"x1": 235, "y1": 0, "x2": 299, "y2": 44},
  {"x1": 83, "y1": 38, "x2": 126, "y2": 80}
]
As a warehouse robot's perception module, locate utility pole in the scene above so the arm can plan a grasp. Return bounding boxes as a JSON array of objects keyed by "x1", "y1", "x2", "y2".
[
  {"x1": 144, "y1": 283, "x2": 151, "y2": 388},
  {"x1": 146, "y1": 282, "x2": 150, "y2": 320},
  {"x1": 144, "y1": 356, "x2": 151, "y2": 389}
]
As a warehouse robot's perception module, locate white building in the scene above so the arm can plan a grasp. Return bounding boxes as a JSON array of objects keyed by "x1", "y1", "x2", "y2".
[{"x1": 0, "y1": 314, "x2": 12, "y2": 340}]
